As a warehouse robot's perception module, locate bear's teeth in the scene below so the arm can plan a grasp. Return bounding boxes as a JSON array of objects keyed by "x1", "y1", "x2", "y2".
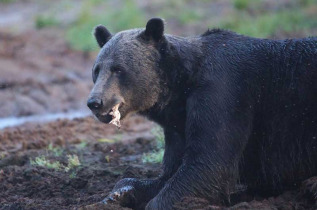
[{"x1": 101, "y1": 112, "x2": 108, "y2": 116}]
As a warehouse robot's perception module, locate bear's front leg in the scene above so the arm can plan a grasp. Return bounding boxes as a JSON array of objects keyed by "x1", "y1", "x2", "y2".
[
  {"x1": 146, "y1": 87, "x2": 254, "y2": 209},
  {"x1": 103, "y1": 178, "x2": 162, "y2": 209},
  {"x1": 103, "y1": 129, "x2": 185, "y2": 209},
  {"x1": 145, "y1": 155, "x2": 239, "y2": 209}
]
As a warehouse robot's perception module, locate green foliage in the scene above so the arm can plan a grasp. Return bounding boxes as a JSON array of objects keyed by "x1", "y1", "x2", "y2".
[
  {"x1": 98, "y1": 134, "x2": 122, "y2": 143},
  {"x1": 98, "y1": 138, "x2": 115, "y2": 143},
  {"x1": 0, "y1": 152, "x2": 7, "y2": 160},
  {"x1": 233, "y1": 0, "x2": 262, "y2": 11},
  {"x1": 30, "y1": 156, "x2": 62, "y2": 170},
  {"x1": 299, "y1": 0, "x2": 317, "y2": 6},
  {"x1": 64, "y1": 154, "x2": 81, "y2": 172},
  {"x1": 220, "y1": 8, "x2": 317, "y2": 38},
  {"x1": 31, "y1": 0, "x2": 316, "y2": 49},
  {"x1": 151, "y1": 126, "x2": 165, "y2": 149},
  {"x1": 0, "y1": 0, "x2": 16, "y2": 3},
  {"x1": 177, "y1": 10, "x2": 203, "y2": 25},
  {"x1": 142, "y1": 149, "x2": 164, "y2": 163},
  {"x1": 47, "y1": 143, "x2": 64, "y2": 157},
  {"x1": 66, "y1": 0, "x2": 146, "y2": 51},
  {"x1": 157, "y1": 1, "x2": 204, "y2": 25},
  {"x1": 142, "y1": 127, "x2": 165, "y2": 163},
  {"x1": 233, "y1": 0, "x2": 250, "y2": 10},
  {"x1": 35, "y1": 15, "x2": 59, "y2": 29},
  {"x1": 30, "y1": 153, "x2": 81, "y2": 174}
]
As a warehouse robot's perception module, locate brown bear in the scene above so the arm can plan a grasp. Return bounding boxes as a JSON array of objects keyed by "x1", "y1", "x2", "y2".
[{"x1": 87, "y1": 18, "x2": 317, "y2": 209}]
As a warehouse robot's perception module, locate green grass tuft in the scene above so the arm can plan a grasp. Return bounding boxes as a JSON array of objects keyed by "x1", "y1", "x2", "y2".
[
  {"x1": 35, "y1": 15, "x2": 59, "y2": 29},
  {"x1": 142, "y1": 127, "x2": 165, "y2": 163},
  {"x1": 65, "y1": 154, "x2": 81, "y2": 172},
  {"x1": 30, "y1": 153, "x2": 81, "y2": 174},
  {"x1": 30, "y1": 156, "x2": 62, "y2": 170},
  {"x1": 142, "y1": 149, "x2": 164, "y2": 164}
]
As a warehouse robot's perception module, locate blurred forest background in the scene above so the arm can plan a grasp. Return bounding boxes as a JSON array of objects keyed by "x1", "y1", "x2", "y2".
[
  {"x1": 3, "y1": 0, "x2": 316, "y2": 51},
  {"x1": 0, "y1": 0, "x2": 316, "y2": 119}
]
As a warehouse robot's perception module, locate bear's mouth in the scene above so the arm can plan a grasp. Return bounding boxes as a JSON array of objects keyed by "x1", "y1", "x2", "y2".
[{"x1": 96, "y1": 103, "x2": 123, "y2": 127}]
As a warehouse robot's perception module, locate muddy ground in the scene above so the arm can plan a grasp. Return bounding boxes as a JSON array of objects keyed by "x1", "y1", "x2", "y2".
[
  {"x1": 0, "y1": 116, "x2": 159, "y2": 210},
  {"x1": 0, "y1": 28, "x2": 94, "y2": 117},
  {"x1": 0, "y1": 116, "x2": 316, "y2": 210}
]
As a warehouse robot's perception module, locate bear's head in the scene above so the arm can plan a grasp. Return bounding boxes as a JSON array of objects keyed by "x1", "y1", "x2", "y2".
[{"x1": 87, "y1": 18, "x2": 167, "y2": 124}]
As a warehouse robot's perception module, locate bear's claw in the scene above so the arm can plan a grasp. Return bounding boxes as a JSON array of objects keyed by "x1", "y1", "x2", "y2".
[
  {"x1": 300, "y1": 176, "x2": 317, "y2": 201},
  {"x1": 101, "y1": 186, "x2": 135, "y2": 206}
]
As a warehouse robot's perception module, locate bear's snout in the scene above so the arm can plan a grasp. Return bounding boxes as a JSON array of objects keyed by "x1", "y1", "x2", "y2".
[{"x1": 87, "y1": 97, "x2": 103, "y2": 111}]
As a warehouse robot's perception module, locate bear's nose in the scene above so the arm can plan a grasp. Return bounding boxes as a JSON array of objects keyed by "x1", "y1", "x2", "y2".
[{"x1": 87, "y1": 98, "x2": 103, "y2": 110}]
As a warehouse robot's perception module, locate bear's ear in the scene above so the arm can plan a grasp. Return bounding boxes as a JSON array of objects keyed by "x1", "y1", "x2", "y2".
[
  {"x1": 93, "y1": 25, "x2": 112, "y2": 48},
  {"x1": 144, "y1": 18, "x2": 164, "y2": 42}
]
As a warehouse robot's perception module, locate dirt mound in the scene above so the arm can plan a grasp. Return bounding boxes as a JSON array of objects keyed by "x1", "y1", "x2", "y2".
[{"x1": 0, "y1": 29, "x2": 95, "y2": 117}]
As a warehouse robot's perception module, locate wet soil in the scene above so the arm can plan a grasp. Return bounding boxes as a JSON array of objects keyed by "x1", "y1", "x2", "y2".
[
  {"x1": 0, "y1": 117, "x2": 316, "y2": 210},
  {"x1": 0, "y1": 116, "x2": 160, "y2": 210}
]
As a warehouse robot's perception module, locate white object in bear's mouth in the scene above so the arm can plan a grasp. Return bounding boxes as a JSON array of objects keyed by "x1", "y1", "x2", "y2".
[{"x1": 109, "y1": 103, "x2": 121, "y2": 128}]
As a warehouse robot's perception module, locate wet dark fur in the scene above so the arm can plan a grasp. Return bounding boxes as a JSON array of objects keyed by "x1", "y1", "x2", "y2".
[{"x1": 88, "y1": 19, "x2": 317, "y2": 210}]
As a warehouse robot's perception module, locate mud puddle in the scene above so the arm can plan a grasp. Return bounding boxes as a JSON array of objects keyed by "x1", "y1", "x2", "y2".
[{"x1": 0, "y1": 110, "x2": 90, "y2": 129}]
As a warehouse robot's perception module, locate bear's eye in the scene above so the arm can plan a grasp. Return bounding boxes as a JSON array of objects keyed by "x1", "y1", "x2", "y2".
[
  {"x1": 92, "y1": 66, "x2": 100, "y2": 83},
  {"x1": 110, "y1": 66, "x2": 123, "y2": 75}
]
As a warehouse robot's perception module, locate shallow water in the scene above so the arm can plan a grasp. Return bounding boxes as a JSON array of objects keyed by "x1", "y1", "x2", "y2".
[{"x1": 0, "y1": 111, "x2": 90, "y2": 129}]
